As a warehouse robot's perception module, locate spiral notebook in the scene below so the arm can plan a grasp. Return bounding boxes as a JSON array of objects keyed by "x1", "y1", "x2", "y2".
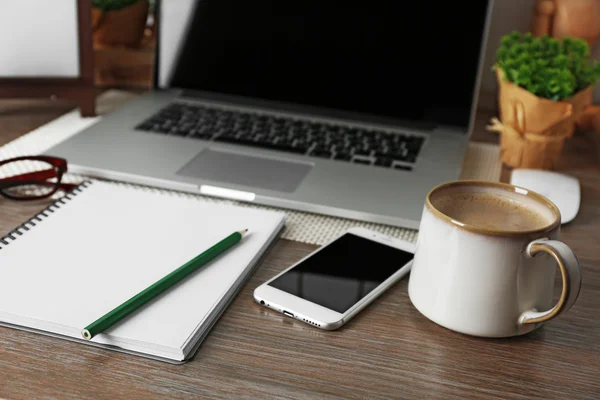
[{"x1": 0, "y1": 180, "x2": 285, "y2": 363}]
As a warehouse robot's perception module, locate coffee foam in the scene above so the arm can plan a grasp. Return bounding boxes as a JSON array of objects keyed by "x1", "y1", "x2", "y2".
[{"x1": 430, "y1": 186, "x2": 556, "y2": 232}]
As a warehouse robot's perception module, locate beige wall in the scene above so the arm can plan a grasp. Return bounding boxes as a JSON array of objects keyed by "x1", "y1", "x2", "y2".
[
  {"x1": 0, "y1": 1, "x2": 79, "y2": 77},
  {"x1": 481, "y1": 0, "x2": 600, "y2": 102}
]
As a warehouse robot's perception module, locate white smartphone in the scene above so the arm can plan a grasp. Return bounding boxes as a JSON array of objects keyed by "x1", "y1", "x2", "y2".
[{"x1": 253, "y1": 227, "x2": 415, "y2": 330}]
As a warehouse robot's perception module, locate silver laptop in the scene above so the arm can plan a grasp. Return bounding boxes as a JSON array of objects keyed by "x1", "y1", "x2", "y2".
[{"x1": 46, "y1": 0, "x2": 492, "y2": 229}]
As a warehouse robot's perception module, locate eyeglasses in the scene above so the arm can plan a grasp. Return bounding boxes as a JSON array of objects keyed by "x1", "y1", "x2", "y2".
[{"x1": 0, "y1": 156, "x2": 78, "y2": 201}]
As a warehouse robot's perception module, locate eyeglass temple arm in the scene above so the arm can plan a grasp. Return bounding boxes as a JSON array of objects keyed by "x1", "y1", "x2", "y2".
[
  {"x1": 0, "y1": 169, "x2": 78, "y2": 192},
  {"x1": 0, "y1": 169, "x2": 57, "y2": 182},
  {"x1": 0, "y1": 156, "x2": 67, "y2": 169}
]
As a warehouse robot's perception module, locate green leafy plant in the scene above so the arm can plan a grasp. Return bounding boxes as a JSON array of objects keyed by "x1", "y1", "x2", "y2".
[
  {"x1": 92, "y1": 0, "x2": 144, "y2": 12},
  {"x1": 495, "y1": 31, "x2": 600, "y2": 101}
]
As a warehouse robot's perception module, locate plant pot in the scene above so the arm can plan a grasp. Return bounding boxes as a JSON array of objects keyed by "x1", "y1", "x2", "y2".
[
  {"x1": 92, "y1": 1, "x2": 149, "y2": 48},
  {"x1": 494, "y1": 69, "x2": 593, "y2": 169}
]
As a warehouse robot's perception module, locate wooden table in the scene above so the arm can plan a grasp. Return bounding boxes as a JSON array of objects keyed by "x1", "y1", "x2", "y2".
[{"x1": 1, "y1": 99, "x2": 599, "y2": 399}]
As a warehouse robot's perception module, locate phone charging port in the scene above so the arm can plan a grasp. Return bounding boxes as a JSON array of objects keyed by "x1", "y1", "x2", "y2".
[{"x1": 283, "y1": 310, "x2": 294, "y2": 318}]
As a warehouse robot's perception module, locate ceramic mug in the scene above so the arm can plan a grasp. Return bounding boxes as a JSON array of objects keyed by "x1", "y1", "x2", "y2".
[{"x1": 408, "y1": 181, "x2": 582, "y2": 337}]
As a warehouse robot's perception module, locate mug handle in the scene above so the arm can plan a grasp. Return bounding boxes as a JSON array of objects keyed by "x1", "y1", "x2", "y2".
[{"x1": 519, "y1": 238, "x2": 582, "y2": 325}]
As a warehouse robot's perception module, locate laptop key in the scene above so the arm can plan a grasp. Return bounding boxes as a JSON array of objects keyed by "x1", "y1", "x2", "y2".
[
  {"x1": 374, "y1": 151, "x2": 391, "y2": 159},
  {"x1": 310, "y1": 150, "x2": 332, "y2": 158},
  {"x1": 353, "y1": 150, "x2": 371, "y2": 157},
  {"x1": 271, "y1": 144, "x2": 307, "y2": 154},
  {"x1": 374, "y1": 157, "x2": 393, "y2": 167}
]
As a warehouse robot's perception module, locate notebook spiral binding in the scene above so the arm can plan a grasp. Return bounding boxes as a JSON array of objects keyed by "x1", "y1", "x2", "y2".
[{"x1": 0, "y1": 180, "x2": 94, "y2": 250}]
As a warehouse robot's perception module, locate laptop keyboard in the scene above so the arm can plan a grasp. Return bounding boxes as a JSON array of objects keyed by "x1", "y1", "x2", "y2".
[{"x1": 135, "y1": 103, "x2": 425, "y2": 171}]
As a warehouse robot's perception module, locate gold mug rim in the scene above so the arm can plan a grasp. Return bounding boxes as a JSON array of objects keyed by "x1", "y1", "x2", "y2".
[{"x1": 425, "y1": 180, "x2": 561, "y2": 237}]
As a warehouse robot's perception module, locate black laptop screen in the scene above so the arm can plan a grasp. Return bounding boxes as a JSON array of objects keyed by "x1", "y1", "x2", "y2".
[{"x1": 169, "y1": 1, "x2": 490, "y2": 131}]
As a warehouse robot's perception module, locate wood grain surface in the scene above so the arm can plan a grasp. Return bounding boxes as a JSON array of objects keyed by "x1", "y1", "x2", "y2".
[{"x1": 0, "y1": 100, "x2": 599, "y2": 399}]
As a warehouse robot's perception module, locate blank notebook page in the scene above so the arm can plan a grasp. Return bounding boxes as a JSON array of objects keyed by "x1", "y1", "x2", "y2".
[{"x1": 0, "y1": 181, "x2": 284, "y2": 361}]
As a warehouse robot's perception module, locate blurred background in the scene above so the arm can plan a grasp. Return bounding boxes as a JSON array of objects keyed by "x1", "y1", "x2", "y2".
[
  {"x1": 91, "y1": 0, "x2": 157, "y2": 89},
  {"x1": 0, "y1": 0, "x2": 598, "y2": 109},
  {"x1": 90, "y1": 0, "x2": 600, "y2": 106}
]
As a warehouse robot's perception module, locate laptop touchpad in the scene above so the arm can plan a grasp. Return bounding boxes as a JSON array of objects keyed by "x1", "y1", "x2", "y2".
[{"x1": 177, "y1": 149, "x2": 313, "y2": 193}]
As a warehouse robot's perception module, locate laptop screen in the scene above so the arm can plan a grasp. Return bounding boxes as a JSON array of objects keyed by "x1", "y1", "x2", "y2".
[{"x1": 169, "y1": 1, "x2": 490, "y2": 131}]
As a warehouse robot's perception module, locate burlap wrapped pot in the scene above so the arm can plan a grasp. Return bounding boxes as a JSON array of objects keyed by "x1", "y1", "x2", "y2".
[{"x1": 490, "y1": 69, "x2": 593, "y2": 169}]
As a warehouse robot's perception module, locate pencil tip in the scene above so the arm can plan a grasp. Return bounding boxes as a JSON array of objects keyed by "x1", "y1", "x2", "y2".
[{"x1": 239, "y1": 229, "x2": 248, "y2": 236}]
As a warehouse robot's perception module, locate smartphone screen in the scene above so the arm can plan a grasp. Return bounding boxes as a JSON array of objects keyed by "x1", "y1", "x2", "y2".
[{"x1": 268, "y1": 233, "x2": 414, "y2": 314}]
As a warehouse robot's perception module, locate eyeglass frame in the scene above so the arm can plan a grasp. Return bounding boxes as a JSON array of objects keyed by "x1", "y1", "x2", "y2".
[{"x1": 0, "y1": 156, "x2": 78, "y2": 201}]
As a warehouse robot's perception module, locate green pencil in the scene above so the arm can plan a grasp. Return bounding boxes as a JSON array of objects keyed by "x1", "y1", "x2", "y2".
[{"x1": 81, "y1": 229, "x2": 248, "y2": 340}]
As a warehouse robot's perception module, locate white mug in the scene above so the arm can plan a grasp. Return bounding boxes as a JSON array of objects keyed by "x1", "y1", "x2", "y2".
[{"x1": 408, "y1": 181, "x2": 582, "y2": 337}]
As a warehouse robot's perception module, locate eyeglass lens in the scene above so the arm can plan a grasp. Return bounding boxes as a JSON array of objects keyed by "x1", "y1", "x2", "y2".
[{"x1": 0, "y1": 159, "x2": 60, "y2": 199}]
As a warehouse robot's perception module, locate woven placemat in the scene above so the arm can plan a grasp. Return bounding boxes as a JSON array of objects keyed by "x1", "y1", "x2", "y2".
[{"x1": 0, "y1": 91, "x2": 501, "y2": 245}]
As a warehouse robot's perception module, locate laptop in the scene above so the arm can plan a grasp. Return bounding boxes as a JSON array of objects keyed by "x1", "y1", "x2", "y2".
[{"x1": 46, "y1": 0, "x2": 492, "y2": 229}]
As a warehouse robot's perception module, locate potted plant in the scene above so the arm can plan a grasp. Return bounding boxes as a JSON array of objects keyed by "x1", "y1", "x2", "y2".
[
  {"x1": 92, "y1": 0, "x2": 149, "y2": 48},
  {"x1": 487, "y1": 32, "x2": 600, "y2": 169}
]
